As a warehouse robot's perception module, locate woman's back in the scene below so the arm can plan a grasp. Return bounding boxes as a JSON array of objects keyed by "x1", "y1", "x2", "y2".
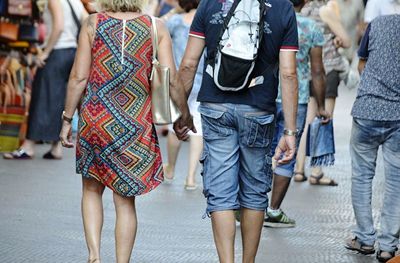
[{"x1": 77, "y1": 13, "x2": 163, "y2": 197}]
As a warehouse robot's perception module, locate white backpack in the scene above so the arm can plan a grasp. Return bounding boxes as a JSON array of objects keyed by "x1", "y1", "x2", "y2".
[{"x1": 207, "y1": 0, "x2": 269, "y2": 91}]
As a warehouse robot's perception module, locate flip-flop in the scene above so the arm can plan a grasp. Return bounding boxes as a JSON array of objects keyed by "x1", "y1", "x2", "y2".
[
  {"x1": 309, "y1": 173, "x2": 338, "y2": 186},
  {"x1": 293, "y1": 172, "x2": 307, "y2": 182},
  {"x1": 163, "y1": 164, "x2": 175, "y2": 184},
  {"x1": 184, "y1": 184, "x2": 198, "y2": 191},
  {"x1": 43, "y1": 151, "x2": 62, "y2": 160},
  {"x1": 3, "y1": 149, "x2": 33, "y2": 160}
]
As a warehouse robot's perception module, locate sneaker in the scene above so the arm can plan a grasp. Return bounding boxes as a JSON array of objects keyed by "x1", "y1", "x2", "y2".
[{"x1": 263, "y1": 209, "x2": 296, "y2": 228}]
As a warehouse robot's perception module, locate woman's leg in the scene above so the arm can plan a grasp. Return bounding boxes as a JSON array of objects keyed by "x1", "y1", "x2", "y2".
[
  {"x1": 114, "y1": 193, "x2": 137, "y2": 263},
  {"x1": 164, "y1": 131, "x2": 182, "y2": 180},
  {"x1": 186, "y1": 135, "x2": 203, "y2": 187},
  {"x1": 82, "y1": 177, "x2": 105, "y2": 263},
  {"x1": 50, "y1": 141, "x2": 63, "y2": 158}
]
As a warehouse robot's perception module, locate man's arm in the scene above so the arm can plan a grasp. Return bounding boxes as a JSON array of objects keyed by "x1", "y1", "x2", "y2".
[
  {"x1": 275, "y1": 51, "x2": 298, "y2": 164},
  {"x1": 310, "y1": 46, "x2": 330, "y2": 122},
  {"x1": 171, "y1": 36, "x2": 205, "y2": 140},
  {"x1": 358, "y1": 59, "x2": 367, "y2": 74}
]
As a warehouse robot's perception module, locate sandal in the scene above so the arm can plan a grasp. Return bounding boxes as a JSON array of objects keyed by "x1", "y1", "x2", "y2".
[
  {"x1": 163, "y1": 164, "x2": 175, "y2": 183},
  {"x1": 293, "y1": 172, "x2": 307, "y2": 182},
  {"x1": 344, "y1": 237, "x2": 375, "y2": 255},
  {"x1": 43, "y1": 151, "x2": 62, "y2": 160},
  {"x1": 377, "y1": 250, "x2": 396, "y2": 262},
  {"x1": 3, "y1": 148, "x2": 33, "y2": 160},
  {"x1": 184, "y1": 184, "x2": 198, "y2": 191},
  {"x1": 309, "y1": 173, "x2": 338, "y2": 186}
]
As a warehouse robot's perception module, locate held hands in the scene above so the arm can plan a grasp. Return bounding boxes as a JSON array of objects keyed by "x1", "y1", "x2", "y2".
[
  {"x1": 173, "y1": 113, "x2": 197, "y2": 141},
  {"x1": 274, "y1": 135, "x2": 296, "y2": 164},
  {"x1": 59, "y1": 121, "x2": 74, "y2": 148}
]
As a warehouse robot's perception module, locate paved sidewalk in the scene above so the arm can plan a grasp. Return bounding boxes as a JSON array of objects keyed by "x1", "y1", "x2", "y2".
[{"x1": 0, "y1": 87, "x2": 389, "y2": 263}]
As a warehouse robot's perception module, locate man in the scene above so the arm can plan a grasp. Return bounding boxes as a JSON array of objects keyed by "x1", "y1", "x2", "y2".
[
  {"x1": 170, "y1": 0, "x2": 299, "y2": 262},
  {"x1": 344, "y1": 14, "x2": 400, "y2": 263},
  {"x1": 264, "y1": 0, "x2": 330, "y2": 228}
]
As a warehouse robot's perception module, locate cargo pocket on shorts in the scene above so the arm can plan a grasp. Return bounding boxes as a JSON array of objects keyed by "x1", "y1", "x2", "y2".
[
  {"x1": 199, "y1": 104, "x2": 232, "y2": 140},
  {"x1": 244, "y1": 114, "x2": 274, "y2": 147},
  {"x1": 199, "y1": 144, "x2": 210, "y2": 198}
]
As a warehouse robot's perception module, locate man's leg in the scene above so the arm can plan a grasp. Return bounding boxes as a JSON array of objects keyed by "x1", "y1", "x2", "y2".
[
  {"x1": 240, "y1": 208, "x2": 264, "y2": 263},
  {"x1": 198, "y1": 103, "x2": 239, "y2": 263},
  {"x1": 211, "y1": 211, "x2": 236, "y2": 263},
  {"x1": 349, "y1": 118, "x2": 381, "y2": 247},
  {"x1": 378, "y1": 122, "x2": 400, "y2": 254},
  {"x1": 237, "y1": 105, "x2": 275, "y2": 262}
]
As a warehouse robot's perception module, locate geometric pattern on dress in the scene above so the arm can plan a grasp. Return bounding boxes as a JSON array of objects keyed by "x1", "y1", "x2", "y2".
[{"x1": 76, "y1": 13, "x2": 164, "y2": 197}]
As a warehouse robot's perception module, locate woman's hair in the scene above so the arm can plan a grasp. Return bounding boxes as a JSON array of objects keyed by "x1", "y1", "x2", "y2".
[
  {"x1": 95, "y1": 0, "x2": 147, "y2": 13},
  {"x1": 178, "y1": 0, "x2": 200, "y2": 12}
]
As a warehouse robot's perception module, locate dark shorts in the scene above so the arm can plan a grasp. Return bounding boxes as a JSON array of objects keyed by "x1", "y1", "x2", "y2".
[{"x1": 310, "y1": 70, "x2": 340, "y2": 98}]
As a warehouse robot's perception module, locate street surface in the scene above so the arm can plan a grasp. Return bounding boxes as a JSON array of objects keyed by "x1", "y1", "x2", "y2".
[{"x1": 0, "y1": 87, "x2": 391, "y2": 262}]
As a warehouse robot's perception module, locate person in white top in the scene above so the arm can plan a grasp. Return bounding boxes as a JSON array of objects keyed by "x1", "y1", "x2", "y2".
[
  {"x1": 364, "y1": 0, "x2": 400, "y2": 22},
  {"x1": 4, "y1": 0, "x2": 88, "y2": 160}
]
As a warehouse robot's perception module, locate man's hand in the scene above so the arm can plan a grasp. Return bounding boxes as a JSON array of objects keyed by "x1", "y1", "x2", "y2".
[
  {"x1": 316, "y1": 108, "x2": 331, "y2": 124},
  {"x1": 274, "y1": 135, "x2": 296, "y2": 164},
  {"x1": 36, "y1": 52, "x2": 49, "y2": 68},
  {"x1": 173, "y1": 114, "x2": 197, "y2": 141}
]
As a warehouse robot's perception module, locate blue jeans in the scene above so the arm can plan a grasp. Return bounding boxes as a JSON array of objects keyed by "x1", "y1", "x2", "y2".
[
  {"x1": 271, "y1": 103, "x2": 308, "y2": 177},
  {"x1": 350, "y1": 118, "x2": 400, "y2": 252},
  {"x1": 198, "y1": 103, "x2": 275, "y2": 214}
]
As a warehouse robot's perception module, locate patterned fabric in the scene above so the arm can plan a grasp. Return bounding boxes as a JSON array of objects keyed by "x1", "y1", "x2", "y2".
[
  {"x1": 76, "y1": 13, "x2": 163, "y2": 197},
  {"x1": 277, "y1": 13, "x2": 325, "y2": 104},
  {"x1": 301, "y1": 0, "x2": 347, "y2": 74},
  {"x1": 352, "y1": 15, "x2": 400, "y2": 121}
]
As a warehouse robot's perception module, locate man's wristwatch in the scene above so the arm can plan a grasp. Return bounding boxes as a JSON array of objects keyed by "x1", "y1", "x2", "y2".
[
  {"x1": 62, "y1": 111, "x2": 73, "y2": 123},
  {"x1": 283, "y1": 128, "x2": 298, "y2": 137}
]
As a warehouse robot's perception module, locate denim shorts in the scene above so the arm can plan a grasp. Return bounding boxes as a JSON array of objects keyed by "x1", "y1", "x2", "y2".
[
  {"x1": 198, "y1": 102, "x2": 275, "y2": 214},
  {"x1": 271, "y1": 103, "x2": 308, "y2": 177}
]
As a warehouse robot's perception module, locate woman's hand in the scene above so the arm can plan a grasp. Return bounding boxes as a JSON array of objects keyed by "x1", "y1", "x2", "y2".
[
  {"x1": 36, "y1": 52, "x2": 49, "y2": 68},
  {"x1": 59, "y1": 121, "x2": 74, "y2": 148}
]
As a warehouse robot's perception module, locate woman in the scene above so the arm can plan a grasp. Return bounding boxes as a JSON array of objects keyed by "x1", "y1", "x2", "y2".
[
  {"x1": 163, "y1": 0, "x2": 202, "y2": 190},
  {"x1": 294, "y1": 0, "x2": 350, "y2": 185},
  {"x1": 3, "y1": 0, "x2": 87, "y2": 160},
  {"x1": 59, "y1": 0, "x2": 177, "y2": 262}
]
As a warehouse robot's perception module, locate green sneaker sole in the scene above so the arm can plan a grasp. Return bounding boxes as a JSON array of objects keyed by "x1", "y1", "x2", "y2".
[{"x1": 263, "y1": 221, "x2": 296, "y2": 228}]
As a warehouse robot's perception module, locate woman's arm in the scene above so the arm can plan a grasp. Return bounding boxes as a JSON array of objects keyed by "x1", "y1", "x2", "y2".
[
  {"x1": 37, "y1": 0, "x2": 64, "y2": 67},
  {"x1": 60, "y1": 14, "x2": 96, "y2": 147},
  {"x1": 319, "y1": 1, "x2": 351, "y2": 48}
]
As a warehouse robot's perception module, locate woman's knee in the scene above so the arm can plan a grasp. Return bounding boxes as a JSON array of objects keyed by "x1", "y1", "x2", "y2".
[{"x1": 83, "y1": 178, "x2": 105, "y2": 194}]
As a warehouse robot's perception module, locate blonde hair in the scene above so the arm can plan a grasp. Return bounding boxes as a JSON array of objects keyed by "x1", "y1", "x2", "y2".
[{"x1": 95, "y1": 0, "x2": 147, "y2": 13}]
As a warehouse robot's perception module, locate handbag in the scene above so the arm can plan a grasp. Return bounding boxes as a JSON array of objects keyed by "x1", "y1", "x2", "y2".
[
  {"x1": 0, "y1": 20, "x2": 19, "y2": 41},
  {"x1": 8, "y1": 0, "x2": 32, "y2": 17},
  {"x1": 150, "y1": 17, "x2": 181, "y2": 125}
]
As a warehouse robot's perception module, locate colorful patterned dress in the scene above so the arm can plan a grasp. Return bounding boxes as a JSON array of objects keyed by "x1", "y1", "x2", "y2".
[{"x1": 76, "y1": 13, "x2": 164, "y2": 197}]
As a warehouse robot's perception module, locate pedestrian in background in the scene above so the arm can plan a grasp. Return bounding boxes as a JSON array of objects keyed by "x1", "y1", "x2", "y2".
[
  {"x1": 264, "y1": 0, "x2": 330, "y2": 229},
  {"x1": 163, "y1": 0, "x2": 203, "y2": 190},
  {"x1": 345, "y1": 13, "x2": 400, "y2": 263},
  {"x1": 172, "y1": 0, "x2": 299, "y2": 261},
  {"x1": 3, "y1": 0, "x2": 87, "y2": 160},
  {"x1": 294, "y1": 0, "x2": 350, "y2": 185},
  {"x1": 59, "y1": 0, "x2": 179, "y2": 261}
]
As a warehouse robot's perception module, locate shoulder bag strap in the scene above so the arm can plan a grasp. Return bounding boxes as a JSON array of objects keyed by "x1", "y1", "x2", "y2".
[
  {"x1": 150, "y1": 16, "x2": 158, "y2": 63},
  {"x1": 66, "y1": 0, "x2": 81, "y2": 35}
]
